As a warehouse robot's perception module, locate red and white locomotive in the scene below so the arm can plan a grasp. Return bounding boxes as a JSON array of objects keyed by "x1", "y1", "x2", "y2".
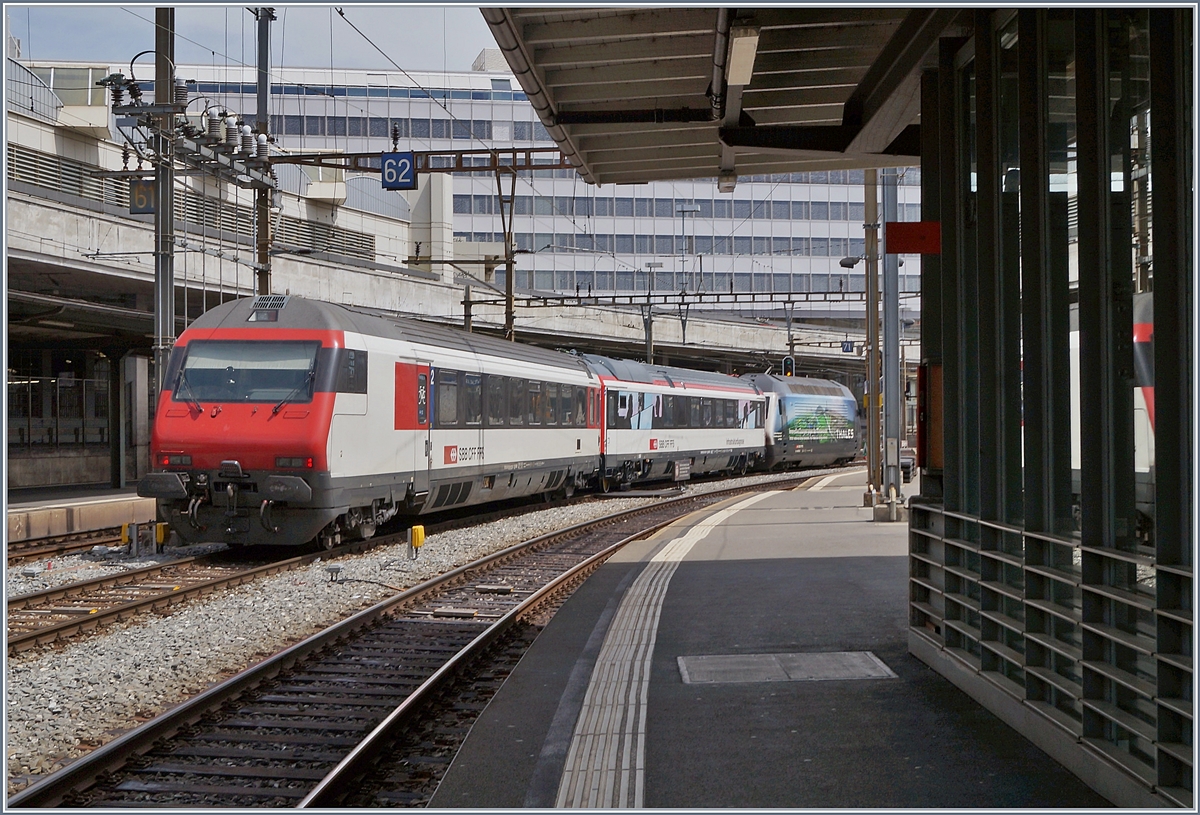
[{"x1": 140, "y1": 295, "x2": 767, "y2": 548}]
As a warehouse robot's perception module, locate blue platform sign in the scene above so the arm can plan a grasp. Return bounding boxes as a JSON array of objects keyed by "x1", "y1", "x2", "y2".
[
  {"x1": 381, "y1": 151, "x2": 417, "y2": 190},
  {"x1": 841, "y1": 340, "x2": 855, "y2": 353},
  {"x1": 129, "y1": 179, "x2": 154, "y2": 214}
]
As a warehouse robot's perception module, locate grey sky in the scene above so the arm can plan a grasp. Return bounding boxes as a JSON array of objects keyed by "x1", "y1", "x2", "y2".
[{"x1": 7, "y1": 5, "x2": 499, "y2": 73}]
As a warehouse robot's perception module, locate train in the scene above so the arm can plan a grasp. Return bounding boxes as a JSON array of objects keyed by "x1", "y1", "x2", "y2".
[
  {"x1": 139, "y1": 295, "x2": 859, "y2": 549},
  {"x1": 740, "y1": 373, "x2": 860, "y2": 469}
]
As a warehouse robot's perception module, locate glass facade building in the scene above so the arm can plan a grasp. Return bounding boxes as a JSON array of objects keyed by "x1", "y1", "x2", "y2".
[{"x1": 152, "y1": 58, "x2": 922, "y2": 296}]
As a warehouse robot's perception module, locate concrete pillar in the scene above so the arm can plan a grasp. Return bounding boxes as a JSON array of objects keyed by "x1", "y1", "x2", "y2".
[
  {"x1": 127, "y1": 355, "x2": 150, "y2": 480},
  {"x1": 408, "y1": 173, "x2": 455, "y2": 284}
]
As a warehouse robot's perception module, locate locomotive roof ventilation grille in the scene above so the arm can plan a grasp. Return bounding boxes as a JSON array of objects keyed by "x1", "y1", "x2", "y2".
[{"x1": 248, "y1": 294, "x2": 291, "y2": 322}]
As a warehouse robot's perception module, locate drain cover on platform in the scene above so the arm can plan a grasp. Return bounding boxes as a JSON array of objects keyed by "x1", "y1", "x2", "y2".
[{"x1": 677, "y1": 651, "x2": 896, "y2": 684}]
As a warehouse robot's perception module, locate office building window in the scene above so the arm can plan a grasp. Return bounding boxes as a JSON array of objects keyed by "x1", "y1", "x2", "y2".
[
  {"x1": 714, "y1": 199, "x2": 732, "y2": 219},
  {"x1": 733, "y1": 200, "x2": 752, "y2": 219},
  {"x1": 811, "y1": 202, "x2": 829, "y2": 220},
  {"x1": 696, "y1": 235, "x2": 714, "y2": 254},
  {"x1": 734, "y1": 236, "x2": 752, "y2": 254},
  {"x1": 328, "y1": 116, "x2": 346, "y2": 136},
  {"x1": 514, "y1": 196, "x2": 532, "y2": 215},
  {"x1": 305, "y1": 116, "x2": 324, "y2": 136},
  {"x1": 453, "y1": 195, "x2": 471, "y2": 213},
  {"x1": 615, "y1": 198, "x2": 634, "y2": 216},
  {"x1": 616, "y1": 235, "x2": 634, "y2": 254},
  {"x1": 811, "y1": 237, "x2": 829, "y2": 256},
  {"x1": 830, "y1": 202, "x2": 847, "y2": 220},
  {"x1": 473, "y1": 195, "x2": 492, "y2": 214},
  {"x1": 753, "y1": 236, "x2": 770, "y2": 255},
  {"x1": 655, "y1": 235, "x2": 674, "y2": 254},
  {"x1": 654, "y1": 198, "x2": 673, "y2": 217},
  {"x1": 635, "y1": 198, "x2": 651, "y2": 217},
  {"x1": 792, "y1": 237, "x2": 809, "y2": 255},
  {"x1": 371, "y1": 117, "x2": 392, "y2": 137},
  {"x1": 514, "y1": 121, "x2": 532, "y2": 141},
  {"x1": 432, "y1": 119, "x2": 451, "y2": 138},
  {"x1": 284, "y1": 115, "x2": 302, "y2": 135},
  {"x1": 772, "y1": 237, "x2": 791, "y2": 254}
]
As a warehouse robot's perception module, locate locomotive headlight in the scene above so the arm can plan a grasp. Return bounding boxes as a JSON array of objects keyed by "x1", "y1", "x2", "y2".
[
  {"x1": 276, "y1": 456, "x2": 314, "y2": 469},
  {"x1": 160, "y1": 454, "x2": 192, "y2": 467}
]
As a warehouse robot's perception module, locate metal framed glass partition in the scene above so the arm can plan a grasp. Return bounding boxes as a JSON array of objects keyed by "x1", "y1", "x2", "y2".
[{"x1": 910, "y1": 9, "x2": 1192, "y2": 808}]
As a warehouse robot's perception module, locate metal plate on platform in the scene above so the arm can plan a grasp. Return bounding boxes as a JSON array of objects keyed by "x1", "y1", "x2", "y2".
[{"x1": 677, "y1": 651, "x2": 896, "y2": 684}]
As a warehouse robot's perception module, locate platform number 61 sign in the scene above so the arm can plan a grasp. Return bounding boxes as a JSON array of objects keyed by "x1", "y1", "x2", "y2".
[
  {"x1": 381, "y1": 152, "x2": 417, "y2": 190},
  {"x1": 129, "y1": 179, "x2": 155, "y2": 214}
]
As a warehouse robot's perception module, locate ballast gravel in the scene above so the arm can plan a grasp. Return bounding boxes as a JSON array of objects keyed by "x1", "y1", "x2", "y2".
[{"x1": 5, "y1": 472, "x2": 827, "y2": 793}]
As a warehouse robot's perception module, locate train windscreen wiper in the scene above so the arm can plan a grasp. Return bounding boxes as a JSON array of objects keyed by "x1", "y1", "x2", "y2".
[
  {"x1": 174, "y1": 368, "x2": 203, "y2": 412},
  {"x1": 273, "y1": 367, "x2": 316, "y2": 414}
]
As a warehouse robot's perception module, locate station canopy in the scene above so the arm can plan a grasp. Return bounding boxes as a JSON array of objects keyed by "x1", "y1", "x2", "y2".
[{"x1": 483, "y1": 7, "x2": 969, "y2": 187}]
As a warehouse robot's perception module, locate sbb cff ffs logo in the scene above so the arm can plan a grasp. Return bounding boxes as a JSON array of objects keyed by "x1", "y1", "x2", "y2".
[{"x1": 445, "y1": 445, "x2": 458, "y2": 464}]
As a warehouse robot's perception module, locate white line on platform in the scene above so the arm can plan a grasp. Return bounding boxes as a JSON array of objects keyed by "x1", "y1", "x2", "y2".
[
  {"x1": 554, "y1": 491, "x2": 778, "y2": 809},
  {"x1": 808, "y1": 468, "x2": 866, "y2": 491}
]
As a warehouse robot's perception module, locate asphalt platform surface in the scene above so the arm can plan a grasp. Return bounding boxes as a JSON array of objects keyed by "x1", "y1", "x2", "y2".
[{"x1": 431, "y1": 471, "x2": 1112, "y2": 809}]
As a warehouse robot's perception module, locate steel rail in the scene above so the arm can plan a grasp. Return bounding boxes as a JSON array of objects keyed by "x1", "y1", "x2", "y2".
[
  {"x1": 7, "y1": 530, "x2": 124, "y2": 565},
  {"x1": 6, "y1": 536, "x2": 385, "y2": 654},
  {"x1": 7, "y1": 475, "x2": 811, "y2": 808},
  {"x1": 298, "y1": 515, "x2": 676, "y2": 807}
]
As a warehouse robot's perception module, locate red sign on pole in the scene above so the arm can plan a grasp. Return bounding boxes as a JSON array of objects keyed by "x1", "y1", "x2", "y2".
[{"x1": 885, "y1": 221, "x2": 941, "y2": 254}]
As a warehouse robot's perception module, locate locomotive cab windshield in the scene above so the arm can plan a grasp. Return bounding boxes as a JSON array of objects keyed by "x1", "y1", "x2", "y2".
[{"x1": 175, "y1": 340, "x2": 321, "y2": 404}]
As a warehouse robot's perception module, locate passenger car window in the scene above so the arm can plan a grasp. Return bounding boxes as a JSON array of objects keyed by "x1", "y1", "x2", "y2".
[
  {"x1": 487, "y1": 376, "x2": 506, "y2": 426},
  {"x1": 527, "y1": 382, "x2": 542, "y2": 425},
  {"x1": 509, "y1": 378, "x2": 526, "y2": 425},
  {"x1": 437, "y1": 371, "x2": 458, "y2": 425},
  {"x1": 463, "y1": 373, "x2": 482, "y2": 425},
  {"x1": 545, "y1": 383, "x2": 558, "y2": 425}
]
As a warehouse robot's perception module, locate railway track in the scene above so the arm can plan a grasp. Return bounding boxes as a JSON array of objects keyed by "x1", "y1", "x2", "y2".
[
  {"x1": 6, "y1": 529, "x2": 125, "y2": 565},
  {"x1": 9, "y1": 476, "x2": 808, "y2": 808},
  {"x1": 4, "y1": 489, "x2": 612, "y2": 655}
]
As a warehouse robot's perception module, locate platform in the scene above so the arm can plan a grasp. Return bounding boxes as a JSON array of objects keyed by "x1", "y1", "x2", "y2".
[
  {"x1": 6, "y1": 485, "x2": 157, "y2": 543},
  {"x1": 431, "y1": 470, "x2": 1112, "y2": 809}
]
